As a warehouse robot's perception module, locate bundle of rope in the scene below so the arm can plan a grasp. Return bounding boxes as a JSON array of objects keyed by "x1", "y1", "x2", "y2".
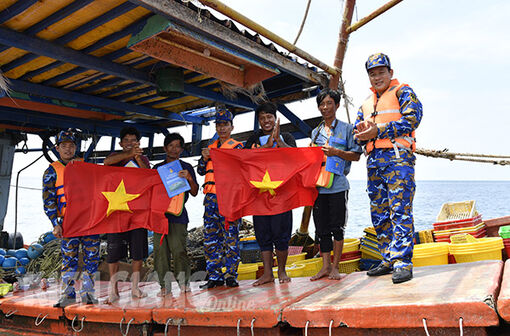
[{"x1": 416, "y1": 148, "x2": 510, "y2": 166}]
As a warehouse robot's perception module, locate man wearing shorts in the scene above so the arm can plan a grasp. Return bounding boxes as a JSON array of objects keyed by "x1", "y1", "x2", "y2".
[
  {"x1": 103, "y1": 126, "x2": 150, "y2": 302},
  {"x1": 244, "y1": 102, "x2": 296, "y2": 286},
  {"x1": 310, "y1": 89, "x2": 362, "y2": 281}
]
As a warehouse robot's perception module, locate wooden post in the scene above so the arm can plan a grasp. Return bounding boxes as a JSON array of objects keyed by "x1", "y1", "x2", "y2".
[
  {"x1": 347, "y1": 0, "x2": 404, "y2": 34},
  {"x1": 329, "y1": 0, "x2": 356, "y2": 90}
]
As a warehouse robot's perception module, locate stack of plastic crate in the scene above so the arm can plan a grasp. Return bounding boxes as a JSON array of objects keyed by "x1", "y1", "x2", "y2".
[{"x1": 432, "y1": 200, "x2": 486, "y2": 243}]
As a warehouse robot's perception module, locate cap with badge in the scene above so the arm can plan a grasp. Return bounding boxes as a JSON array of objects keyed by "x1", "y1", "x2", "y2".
[
  {"x1": 56, "y1": 130, "x2": 76, "y2": 144},
  {"x1": 365, "y1": 53, "x2": 391, "y2": 71},
  {"x1": 214, "y1": 107, "x2": 234, "y2": 123}
]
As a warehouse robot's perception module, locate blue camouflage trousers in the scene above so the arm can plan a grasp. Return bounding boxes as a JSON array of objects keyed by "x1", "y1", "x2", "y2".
[
  {"x1": 61, "y1": 235, "x2": 100, "y2": 298},
  {"x1": 367, "y1": 152, "x2": 415, "y2": 271},
  {"x1": 203, "y1": 193, "x2": 240, "y2": 281}
]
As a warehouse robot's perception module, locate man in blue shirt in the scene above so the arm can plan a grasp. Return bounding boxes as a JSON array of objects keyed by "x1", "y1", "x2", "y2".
[{"x1": 310, "y1": 89, "x2": 362, "y2": 281}]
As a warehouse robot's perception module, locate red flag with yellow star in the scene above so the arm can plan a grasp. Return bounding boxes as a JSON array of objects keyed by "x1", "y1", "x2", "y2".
[
  {"x1": 61, "y1": 161, "x2": 170, "y2": 237},
  {"x1": 209, "y1": 147, "x2": 323, "y2": 222}
]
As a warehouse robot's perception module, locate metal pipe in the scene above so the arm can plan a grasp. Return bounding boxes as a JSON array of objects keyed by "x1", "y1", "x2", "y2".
[
  {"x1": 329, "y1": 0, "x2": 356, "y2": 90},
  {"x1": 196, "y1": 0, "x2": 339, "y2": 76},
  {"x1": 347, "y1": 0, "x2": 404, "y2": 34}
]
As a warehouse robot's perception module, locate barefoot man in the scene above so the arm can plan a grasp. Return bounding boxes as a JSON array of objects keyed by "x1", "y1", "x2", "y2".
[
  {"x1": 244, "y1": 102, "x2": 296, "y2": 285},
  {"x1": 310, "y1": 89, "x2": 362, "y2": 281},
  {"x1": 103, "y1": 126, "x2": 150, "y2": 302}
]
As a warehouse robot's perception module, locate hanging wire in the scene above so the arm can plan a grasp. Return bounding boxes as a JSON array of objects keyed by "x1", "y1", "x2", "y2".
[{"x1": 293, "y1": 0, "x2": 312, "y2": 45}]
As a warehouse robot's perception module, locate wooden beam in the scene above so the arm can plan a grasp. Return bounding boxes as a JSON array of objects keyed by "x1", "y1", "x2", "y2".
[{"x1": 130, "y1": 0, "x2": 328, "y2": 87}]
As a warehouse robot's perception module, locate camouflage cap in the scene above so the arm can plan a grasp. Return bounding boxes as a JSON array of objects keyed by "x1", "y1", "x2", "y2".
[
  {"x1": 215, "y1": 106, "x2": 234, "y2": 123},
  {"x1": 365, "y1": 53, "x2": 391, "y2": 71},
  {"x1": 56, "y1": 130, "x2": 76, "y2": 144}
]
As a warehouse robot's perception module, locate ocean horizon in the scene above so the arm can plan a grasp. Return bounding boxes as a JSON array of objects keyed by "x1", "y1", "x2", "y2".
[{"x1": 3, "y1": 176, "x2": 510, "y2": 245}]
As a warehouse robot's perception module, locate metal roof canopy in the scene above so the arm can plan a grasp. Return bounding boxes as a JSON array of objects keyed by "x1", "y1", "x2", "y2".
[{"x1": 0, "y1": 0, "x2": 329, "y2": 160}]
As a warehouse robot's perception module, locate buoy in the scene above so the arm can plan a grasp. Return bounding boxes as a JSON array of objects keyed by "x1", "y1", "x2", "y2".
[
  {"x1": 0, "y1": 254, "x2": 5, "y2": 266},
  {"x1": 18, "y1": 257, "x2": 30, "y2": 266},
  {"x1": 7, "y1": 249, "x2": 16, "y2": 257},
  {"x1": 15, "y1": 266, "x2": 26, "y2": 275},
  {"x1": 14, "y1": 248, "x2": 28, "y2": 260},
  {"x1": 0, "y1": 248, "x2": 6, "y2": 256},
  {"x1": 27, "y1": 243, "x2": 43, "y2": 259},
  {"x1": 42, "y1": 232, "x2": 56, "y2": 245},
  {"x1": 2, "y1": 257, "x2": 17, "y2": 269}
]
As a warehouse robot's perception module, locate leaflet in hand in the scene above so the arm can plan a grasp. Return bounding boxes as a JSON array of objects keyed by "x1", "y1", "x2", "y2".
[
  {"x1": 325, "y1": 136, "x2": 347, "y2": 175},
  {"x1": 157, "y1": 160, "x2": 190, "y2": 199},
  {"x1": 259, "y1": 135, "x2": 284, "y2": 148}
]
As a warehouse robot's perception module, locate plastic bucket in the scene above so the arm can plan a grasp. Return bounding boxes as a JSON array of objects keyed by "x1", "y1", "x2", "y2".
[{"x1": 412, "y1": 243, "x2": 449, "y2": 267}]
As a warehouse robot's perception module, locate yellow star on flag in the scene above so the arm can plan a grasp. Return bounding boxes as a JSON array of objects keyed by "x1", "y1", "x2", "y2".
[
  {"x1": 250, "y1": 170, "x2": 283, "y2": 196},
  {"x1": 101, "y1": 180, "x2": 140, "y2": 217}
]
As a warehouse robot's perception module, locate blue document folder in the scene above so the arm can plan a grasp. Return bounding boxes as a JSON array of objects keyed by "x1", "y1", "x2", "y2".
[
  {"x1": 157, "y1": 160, "x2": 190, "y2": 199},
  {"x1": 325, "y1": 136, "x2": 347, "y2": 175}
]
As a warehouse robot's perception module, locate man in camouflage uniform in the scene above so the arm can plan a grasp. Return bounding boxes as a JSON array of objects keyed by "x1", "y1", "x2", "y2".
[
  {"x1": 354, "y1": 53, "x2": 423, "y2": 284},
  {"x1": 43, "y1": 131, "x2": 100, "y2": 306},
  {"x1": 197, "y1": 108, "x2": 243, "y2": 289}
]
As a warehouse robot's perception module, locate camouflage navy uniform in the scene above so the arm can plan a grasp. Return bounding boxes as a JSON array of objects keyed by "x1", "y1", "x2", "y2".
[
  {"x1": 198, "y1": 144, "x2": 243, "y2": 281},
  {"x1": 355, "y1": 79, "x2": 423, "y2": 272},
  {"x1": 42, "y1": 132, "x2": 100, "y2": 301}
]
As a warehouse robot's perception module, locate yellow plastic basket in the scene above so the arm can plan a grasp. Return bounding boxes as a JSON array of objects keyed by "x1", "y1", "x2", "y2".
[
  {"x1": 342, "y1": 238, "x2": 360, "y2": 253},
  {"x1": 237, "y1": 263, "x2": 259, "y2": 280},
  {"x1": 272, "y1": 264, "x2": 306, "y2": 278},
  {"x1": 293, "y1": 259, "x2": 322, "y2": 277},
  {"x1": 338, "y1": 258, "x2": 360, "y2": 274},
  {"x1": 277, "y1": 252, "x2": 307, "y2": 265},
  {"x1": 436, "y1": 200, "x2": 477, "y2": 223},
  {"x1": 452, "y1": 249, "x2": 502, "y2": 263}
]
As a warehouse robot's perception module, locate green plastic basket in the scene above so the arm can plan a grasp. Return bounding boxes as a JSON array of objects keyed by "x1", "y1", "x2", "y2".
[{"x1": 499, "y1": 225, "x2": 510, "y2": 239}]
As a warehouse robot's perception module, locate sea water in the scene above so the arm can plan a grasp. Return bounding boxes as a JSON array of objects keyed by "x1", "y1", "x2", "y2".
[{"x1": 4, "y1": 175, "x2": 510, "y2": 245}]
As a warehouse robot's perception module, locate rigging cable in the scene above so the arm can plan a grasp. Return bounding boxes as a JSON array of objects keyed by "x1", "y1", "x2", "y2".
[{"x1": 293, "y1": 0, "x2": 312, "y2": 45}]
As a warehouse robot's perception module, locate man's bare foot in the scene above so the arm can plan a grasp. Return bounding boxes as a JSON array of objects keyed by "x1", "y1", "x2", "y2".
[
  {"x1": 328, "y1": 268, "x2": 345, "y2": 280},
  {"x1": 104, "y1": 293, "x2": 119, "y2": 305},
  {"x1": 252, "y1": 274, "x2": 275, "y2": 286},
  {"x1": 278, "y1": 271, "x2": 291, "y2": 284},
  {"x1": 310, "y1": 265, "x2": 332, "y2": 281},
  {"x1": 131, "y1": 287, "x2": 147, "y2": 299}
]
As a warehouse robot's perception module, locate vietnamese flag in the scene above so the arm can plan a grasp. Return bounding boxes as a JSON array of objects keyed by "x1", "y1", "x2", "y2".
[
  {"x1": 62, "y1": 161, "x2": 170, "y2": 238},
  {"x1": 209, "y1": 147, "x2": 323, "y2": 222}
]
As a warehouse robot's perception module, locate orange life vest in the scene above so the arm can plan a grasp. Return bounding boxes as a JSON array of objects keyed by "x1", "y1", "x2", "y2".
[
  {"x1": 361, "y1": 79, "x2": 416, "y2": 157},
  {"x1": 166, "y1": 192, "x2": 185, "y2": 216},
  {"x1": 51, "y1": 158, "x2": 83, "y2": 218},
  {"x1": 203, "y1": 138, "x2": 242, "y2": 194}
]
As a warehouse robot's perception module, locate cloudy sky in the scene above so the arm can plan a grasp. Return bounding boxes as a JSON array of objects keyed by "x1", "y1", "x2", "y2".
[
  {"x1": 11, "y1": 0, "x2": 510, "y2": 181},
  {"x1": 214, "y1": 0, "x2": 510, "y2": 181}
]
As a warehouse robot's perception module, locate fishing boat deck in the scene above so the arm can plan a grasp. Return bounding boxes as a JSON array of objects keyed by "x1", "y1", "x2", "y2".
[{"x1": 0, "y1": 260, "x2": 507, "y2": 335}]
